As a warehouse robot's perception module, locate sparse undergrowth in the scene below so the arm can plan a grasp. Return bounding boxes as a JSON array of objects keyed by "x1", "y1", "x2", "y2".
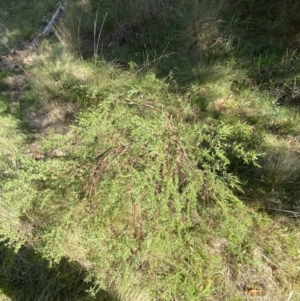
[
  {"x1": 1, "y1": 0, "x2": 300, "y2": 300},
  {"x1": 0, "y1": 0, "x2": 58, "y2": 55}
]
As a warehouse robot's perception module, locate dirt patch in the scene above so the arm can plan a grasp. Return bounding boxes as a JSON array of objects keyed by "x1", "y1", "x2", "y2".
[
  {"x1": 26, "y1": 101, "x2": 74, "y2": 133},
  {"x1": 0, "y1": 37, "x2": 75, "y2": 134}
]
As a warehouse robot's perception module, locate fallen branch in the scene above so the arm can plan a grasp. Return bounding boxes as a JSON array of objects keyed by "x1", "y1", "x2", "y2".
[
  {"x1": 268, "y1": 208, "x2": 300, "y2": 217},
  {"x1": 42, "y1": 1, "x2": 65, "y2": 36},
  {"x1": 0, "y1": 1, "x2": 64, "y2": 60}
]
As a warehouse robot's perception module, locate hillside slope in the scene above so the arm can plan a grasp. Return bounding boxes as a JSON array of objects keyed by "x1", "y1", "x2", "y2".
[{"x1": 1, "y1": 0, "x2": 300, "y2": 300}]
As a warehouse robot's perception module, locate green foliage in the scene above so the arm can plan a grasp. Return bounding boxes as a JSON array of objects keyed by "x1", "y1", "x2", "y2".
[
  {"x1": 1, "y1": 0, "x2": 300, "y2": 300},
  {"x1": 0, "y1": 69, "x2": 262, "y2": 299}
]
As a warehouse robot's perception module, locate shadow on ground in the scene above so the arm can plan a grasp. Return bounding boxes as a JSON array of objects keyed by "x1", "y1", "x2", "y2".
[{"x1": 0, "y1": 243, "x2": 118, "y2": 301}]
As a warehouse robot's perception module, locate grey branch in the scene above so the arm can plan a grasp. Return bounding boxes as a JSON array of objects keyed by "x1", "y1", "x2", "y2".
[{"x1": 42, "y1": 2, "x2": 64, "y2": 36}]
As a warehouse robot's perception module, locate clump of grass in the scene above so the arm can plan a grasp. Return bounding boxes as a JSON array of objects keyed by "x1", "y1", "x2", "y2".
[
  {"x1": 53, "y1": 1, "x2": 83, "y2": 57},
  {"x1": 167, "y1": 0, "x2": 230, "y2": 87},
  {"x1": 179, "y1": 0, "x2": 227, "y2": 59},
  {"x1": 172, "y1": 59, "x2": 228, "y2": 87},
  {"x1": 0, "y1": 96, "x2": 23, "y2": 170},
  {"x1": 28, "y1": 45, "x2": 130, "y2": 110},
  {"x1": 258, "y1": 148, "x2": 300, "y2": 203}
]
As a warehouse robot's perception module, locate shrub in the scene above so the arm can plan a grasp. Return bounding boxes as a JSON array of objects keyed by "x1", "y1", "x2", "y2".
[{"x1": 0, "y1": 70, "x2": 262, "y2": 299}]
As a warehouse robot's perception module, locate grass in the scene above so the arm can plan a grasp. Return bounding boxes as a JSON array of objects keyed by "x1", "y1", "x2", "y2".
[
  {"x1": 1, "y1": 0, "x2": 300, "y2": 300},
  {"x1": 0, "y1": 0, "x2": 58, "y2": 55}
]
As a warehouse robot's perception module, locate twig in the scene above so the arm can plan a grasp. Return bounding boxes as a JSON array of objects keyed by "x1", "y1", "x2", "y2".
[
  {"x1": 268, "y1": 208, "x2": 300, "y2": 217},
  {"x1": 137, "y1": 49, "x2": 176, "y2": 74},
  {"x1": 125, "y1": 100, "x2": 162, "y2": 112},
  {"x1": 105, "y1": 145, "x2": 129, "y2": 169},
  {"x1": 94, "y1": 12, "x2": 108, "y2": 61},
  {"x1": 286, "y1": 291, "x2": 294, "y2": 301}
]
